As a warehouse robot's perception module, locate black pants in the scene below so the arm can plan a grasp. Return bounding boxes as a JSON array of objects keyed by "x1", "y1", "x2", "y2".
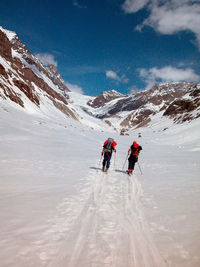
[
  {"x1": 103, "y1": 152, "x2": 112, "y2": 169},
  {"x1": 128, "y1": 154, "x2": 138, "y2": 171}
]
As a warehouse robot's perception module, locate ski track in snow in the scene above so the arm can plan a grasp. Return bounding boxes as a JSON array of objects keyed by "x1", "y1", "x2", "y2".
[{"x1": 28, "y1": 164, "x2": 167, "y2": 267}]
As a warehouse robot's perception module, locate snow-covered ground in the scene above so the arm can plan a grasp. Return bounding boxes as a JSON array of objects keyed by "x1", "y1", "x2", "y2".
[{"x1": 0, "y1": 101, "x2": 200, "y2": 267}]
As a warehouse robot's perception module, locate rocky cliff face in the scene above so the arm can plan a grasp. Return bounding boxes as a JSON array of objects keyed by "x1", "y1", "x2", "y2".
[{"x1": 0, "y1": 26, "x2": 78, "y2": 120}]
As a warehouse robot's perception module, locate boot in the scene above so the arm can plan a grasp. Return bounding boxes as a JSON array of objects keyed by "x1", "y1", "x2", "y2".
[{"x1": 127, "y1": 169, "x2": 133, "y2": 175}]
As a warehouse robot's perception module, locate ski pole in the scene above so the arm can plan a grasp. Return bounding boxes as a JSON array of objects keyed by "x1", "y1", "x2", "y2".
[
  {"x1": 98, "y1": 153, "x2": 103, "y2": 166},
  {"x1": 122, "y1": 153, "x2": 129, "y2": 170},
  {"x1": 113, "y1": 152, "x2": 116, "y2": 168},
  {"x1": 137, "y1": 161, "x2": 143, "y2": 175}
]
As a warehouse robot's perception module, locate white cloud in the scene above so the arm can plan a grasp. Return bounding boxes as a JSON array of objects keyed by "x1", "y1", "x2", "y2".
[
  {"x1": 122, "y1": 0, "x2": 200, "y2": 49},
  {"x1": 65, "y1": 81, "x2": 83, "y2": 94},
  {"x1": 151, "y1": 66, "x2": 199, "y2": 81},
  {"x1": 106, "y1": 70, "x2": 129, "y2": 83},
  {"x1": 139, "y1": 66, "x2": 200, "y2": 89},
  {"x1": 143, "y1": 3, "x2": 200, "y2": 47},
  {"x1": 122, "y1": 0, "x2": 150, "y2": 13},
  {"x1": 35, "y1": 53, "x2": 57, "y2": 67},
  {"x1": 106, "y1": 70, "x2": 120, "y2": 81}
]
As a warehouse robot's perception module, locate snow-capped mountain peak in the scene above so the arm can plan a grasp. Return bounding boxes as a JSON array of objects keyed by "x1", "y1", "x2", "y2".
[
  {"x1": 0, "y1": 26, "x2": 17, "y2": 41},
  {"x1": 0, "y1": 25, "x2": 200, "y2": 134}
]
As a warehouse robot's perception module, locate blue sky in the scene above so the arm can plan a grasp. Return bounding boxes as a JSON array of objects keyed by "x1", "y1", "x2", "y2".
[{"x1": 0, "y1": 0, "x2": 200, "y2": 95}]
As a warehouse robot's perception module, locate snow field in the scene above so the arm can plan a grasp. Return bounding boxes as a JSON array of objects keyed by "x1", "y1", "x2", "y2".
[
  {"x1": 36, "y1": 168, "x2": 167, "y2": 267},
  {"x1": 0, "y1": 102, "x2": 200, "y2": 266}
]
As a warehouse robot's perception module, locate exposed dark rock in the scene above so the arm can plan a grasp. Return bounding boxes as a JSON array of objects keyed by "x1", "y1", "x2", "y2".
[
  {"x1": 120, "y1": 128, "x2": 129, "y2": 136},
  {"x1": 0, "y1": 30, "x2": 12, "y2": 61},
  {"x1": 189, "y1": 89, "x2": 200, "y2": 97},
  {"x1": 50, "y1": 97, "x2": 78, "y2": 120},
  {"x1": 104, "y1": 120, "x2": 112, "y2": 127},
  {"x1": 0, "y1": 64, "x2": 8, "y2": 79},
  {"x1": 13, "y1": 79, "x2": 40, "y2": 106},
  {"x1": 1, "y1": 82, "x2": 24, "y2": 107},
  {"x1": 135, "y1": 118, "x2": 151, "y2": 129},
  {"x1": 120, "y1": 109, "x2": 154, "y2": 128},
  {"x1": 22, "y1": 67, "x2": 68, "y2": 105},
  {"x1": 163, "y1": 99, "x2": 198, "y2": 116},
  {"x1": 46, "y1": 64, "x2": 70, "y2": 94}
]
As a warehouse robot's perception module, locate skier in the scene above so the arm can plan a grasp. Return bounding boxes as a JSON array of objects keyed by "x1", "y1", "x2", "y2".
[
  {"x1": 102, "y1": 138, "x2": 117, "y2": 172},
  {"x1": 127, "y1": 141, "x2": 142, "y2": 175}
]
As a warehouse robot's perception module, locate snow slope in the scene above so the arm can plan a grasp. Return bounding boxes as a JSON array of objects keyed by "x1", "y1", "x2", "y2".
[{"x1": 0, "y1": 100, "x2": 200, "y2": 267}]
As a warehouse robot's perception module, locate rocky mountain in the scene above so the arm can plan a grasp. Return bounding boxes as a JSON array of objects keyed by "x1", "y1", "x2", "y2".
[
  {"x1": 87, "y1": 90, "x2": 124, "y2": 108},
  {"x1": 0, "y1": 26, "x2": 200, "y2": 133},
  {"x1": 100, "y1": 82, "x2": 200, "y2": 131},
  {"x1": 0, "y1": 26, "x2": 78, "y2": 120},
  {"x1": 68, "y1": 81, "x2": 200, "y2": 134}
]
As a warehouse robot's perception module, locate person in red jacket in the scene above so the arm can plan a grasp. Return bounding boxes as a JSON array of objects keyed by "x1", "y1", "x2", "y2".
[
  {"x1": 127, "y1": 141, "x2": 142, "y2": 175},
  {"x1": 102, "y1": 138, "x2": 117, "y2": 172}
]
